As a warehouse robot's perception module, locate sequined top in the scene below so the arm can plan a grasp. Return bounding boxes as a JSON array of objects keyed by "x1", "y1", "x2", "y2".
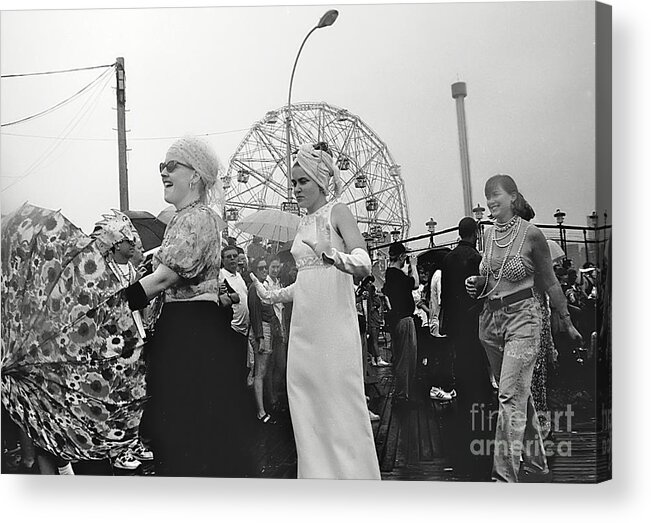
[
  {"x1": 480, "y1": 223, "x2": 535, "y2": 283},
  {"x1": 154, "y1": 202, "x2": 222, "y2": 302}
]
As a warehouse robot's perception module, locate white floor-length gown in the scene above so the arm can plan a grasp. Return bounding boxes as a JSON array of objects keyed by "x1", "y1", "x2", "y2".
[{"x1": 283, "y1": 199, "x2": 381, "y2": 479}]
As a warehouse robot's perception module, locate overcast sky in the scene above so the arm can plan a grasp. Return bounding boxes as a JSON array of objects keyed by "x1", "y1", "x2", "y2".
[{"x1": 1, "y1": 1, "x2": 598, "y2": 244}]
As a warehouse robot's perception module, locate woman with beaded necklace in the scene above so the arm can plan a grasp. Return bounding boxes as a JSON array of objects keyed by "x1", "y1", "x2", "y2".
[{"x1": 465, "y1": 174, "x2": 581, "y2": 483}]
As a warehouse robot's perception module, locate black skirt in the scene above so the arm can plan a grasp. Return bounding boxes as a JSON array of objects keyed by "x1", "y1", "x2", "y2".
[{"x1": 146, "y1": 300, "x2": 251, "y2": 477}]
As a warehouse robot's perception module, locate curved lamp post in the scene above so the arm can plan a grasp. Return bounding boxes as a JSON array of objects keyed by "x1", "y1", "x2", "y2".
[{"x1": 285, "y1": 9, "x2": 339, "y2": 210}]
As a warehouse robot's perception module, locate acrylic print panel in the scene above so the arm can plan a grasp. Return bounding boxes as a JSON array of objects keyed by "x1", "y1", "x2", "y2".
[{"x1": 0, "y1": 0, "x2": 611, "y2": 483}]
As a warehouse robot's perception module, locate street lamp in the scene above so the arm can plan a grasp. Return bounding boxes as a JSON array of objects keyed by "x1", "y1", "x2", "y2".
[
  {"x1": 584, "y1": 211, "x2": 599, "y2": 265},
  {"x1": 473, "y1": 203, "x2": 486, "y2": 251},
  {"x1": 285, "y1": 9, "x2": 339, "y2": 210},
  {"x1": 426, "y1": 217, "x2": 437, "y2": 247},
  {"x1": 554, "y1": 208, "x2": 567, "y2": 254},
  {"x1": 587, "y1": 211, "x2": 599, "y2": 228},
  {"x1": 472, "y1": 204, "x2": 484, "y2": 221}
]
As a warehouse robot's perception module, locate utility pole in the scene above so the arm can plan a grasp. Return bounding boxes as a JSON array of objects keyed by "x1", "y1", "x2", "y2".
[
  {"x1": 452, "y1": 81, "x2": 473, "y2": 217},
  {"x1": 116, "y1": 57, "x2": 129, "y2": 211}
]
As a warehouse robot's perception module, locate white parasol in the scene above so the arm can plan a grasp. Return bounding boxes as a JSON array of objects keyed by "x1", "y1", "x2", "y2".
[{"x1": 233, "y1": 208, "x2": 301, "y2": 243}]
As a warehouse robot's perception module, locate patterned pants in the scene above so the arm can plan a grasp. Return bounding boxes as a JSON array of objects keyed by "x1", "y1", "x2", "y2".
[{"x1": 479, "y1": 296, "x2": 548, "y2": 482}]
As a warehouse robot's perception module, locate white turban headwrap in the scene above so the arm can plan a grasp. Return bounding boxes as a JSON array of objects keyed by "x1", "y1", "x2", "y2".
[
  {"x1": 167, "y1": 135, "x2": 223, "y2": 205},
  {"x1": 293, "y1": 143, "x2": 342, "y2": 197}
]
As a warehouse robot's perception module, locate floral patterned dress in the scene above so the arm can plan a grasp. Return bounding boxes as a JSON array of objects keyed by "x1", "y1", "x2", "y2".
[
  {"x1": 531, "y1": 288, "x2": 557, "y2": 438},
  {"x1": 1, "y1": 203, "x2": 146, "y2": 461}
]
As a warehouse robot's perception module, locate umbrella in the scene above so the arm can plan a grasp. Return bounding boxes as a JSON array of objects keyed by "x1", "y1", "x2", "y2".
[
  {"x1": 157, "y1": 204, "x2": 227, "y2": 230},
  {"x1": 122, "y1": 210, "x2": 167, "y2": 252},
  {"x1": 1, "y1": 203, "x2": 147, "y2": 461},
  {"x1": 233, "y1": 208, "x2": 300, "y2": 243},
  {"x1": 547, "y1": 239, "x2": 565, "y2": 263}
]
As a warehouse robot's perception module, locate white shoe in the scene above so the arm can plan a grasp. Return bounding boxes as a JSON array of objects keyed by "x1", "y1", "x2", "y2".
[
  {"x1": 429, "y1": 387, "x2": 453, "y2": 401},
  {"x1": 369, "y1": 410, "x2": 381, "y2": 421},
  {"x1": 448, "y1": 389, "x2": 457, "y2": 399},
  {"x1": 375, "y1": 358, "x2": 391, "y2": 367},
  {"x1": 131, "y1": 442, "x2": 154, "y2": 461},
  {"x1": 113, "y1": 452, "x2": 141, "y2": 470}
]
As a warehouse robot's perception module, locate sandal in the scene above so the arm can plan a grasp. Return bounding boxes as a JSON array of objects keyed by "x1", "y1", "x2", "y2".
[{"x1": 257, "y1": 413, "x2": 276, "y2": 424}]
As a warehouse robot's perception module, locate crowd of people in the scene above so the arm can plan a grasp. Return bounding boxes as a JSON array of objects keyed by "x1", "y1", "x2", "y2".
[
  {"x1": 2, "y1": 137, "x2": 383, "y2": 480},
  {"x1": 376, "y1": 174, "x2": 587, "y2": 482},
  {"x1": 2, "y1": 136, "x2": 599, "y2": 483}
]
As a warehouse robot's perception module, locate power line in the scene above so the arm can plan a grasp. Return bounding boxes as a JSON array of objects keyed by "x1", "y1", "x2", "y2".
[
  {"x1": 1, "y1": 69, "x2": 115, "y2": 191},
  {"x1": 0, "y1": 128, "x2": 251, "y2": 141},
  {"x1": 0, "y1": 63, "x2": 115, "y2": 79},
  {"x1": 0, "y1": 66, "x2": 115, "y2": 127}
]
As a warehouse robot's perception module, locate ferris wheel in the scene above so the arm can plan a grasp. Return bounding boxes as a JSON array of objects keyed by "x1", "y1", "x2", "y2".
[{"x1": 222, "y1": 102, "x2": 410, "y2": 247}]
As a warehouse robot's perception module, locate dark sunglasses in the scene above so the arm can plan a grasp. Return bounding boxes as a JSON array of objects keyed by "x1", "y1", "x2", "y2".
[
  {"x1": 159, "y1": 160, "x2": 194, "y2": 174},
  {"x1": 256, "y1": 265, "x2": 268, "y2": 271}
]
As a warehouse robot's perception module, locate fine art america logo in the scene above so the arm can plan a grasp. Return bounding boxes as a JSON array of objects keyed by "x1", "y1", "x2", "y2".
[{"x1": 469, "y1": 403, "x2": 575, "y2": 457}]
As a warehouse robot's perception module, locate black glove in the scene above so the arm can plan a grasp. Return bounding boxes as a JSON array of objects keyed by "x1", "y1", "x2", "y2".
[{"x1": 125, "y1": 281, "x2": 149, "y2": 311}]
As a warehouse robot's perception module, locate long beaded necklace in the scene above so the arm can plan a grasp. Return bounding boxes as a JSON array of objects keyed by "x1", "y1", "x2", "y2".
[
  {"x1": 494, "y1": 214, "x2": 518, "y2": 233},
  {"x1": 492, "y1": 215, "x2": 520, "y2": 248},
  {"x1": 477, "y1": 216, "x2": 522, "y2": 299}
]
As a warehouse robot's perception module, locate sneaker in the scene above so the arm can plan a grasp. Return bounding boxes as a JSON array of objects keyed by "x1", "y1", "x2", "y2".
[
  {"x1": 113, "y1": 452, "x2": 142, "y2": 470},
  {"x1": 369, "y1": 410, "x2": 381, "y2": 421},
  {"x1": 131, "y1": 442, "x2": 153, "y2": 461},
  {"x1": 448, "y1": 389, "x2": 457, "y2": 399},
  {"x1": 375, "y1": 358, "x2": 391, "y2": 367},
  {"x1": 429, "y1": 387, "x2": 453, "y2": 401}
]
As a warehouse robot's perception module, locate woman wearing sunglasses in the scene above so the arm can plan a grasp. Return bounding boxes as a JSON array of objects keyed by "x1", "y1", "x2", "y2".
[
  {"x1": 124, "y1": 136, "x2": 250, "y2": 477},
  {"x1": 251, "y1": 142, "x2": 380, "y2": 479}
]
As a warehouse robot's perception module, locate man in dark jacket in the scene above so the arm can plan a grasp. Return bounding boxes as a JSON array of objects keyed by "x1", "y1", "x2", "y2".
[
  {"x1": 383, "y1": 242, "x2": 419, "y2": 405},
  {"x1": 440, "y1": 217, "x2": 494, "y2": 477}
]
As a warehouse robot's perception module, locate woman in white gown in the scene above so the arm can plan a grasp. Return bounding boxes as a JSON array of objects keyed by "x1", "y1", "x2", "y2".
[{"x1": 252, "y1": 142, "x2": 380, "y2": 479}]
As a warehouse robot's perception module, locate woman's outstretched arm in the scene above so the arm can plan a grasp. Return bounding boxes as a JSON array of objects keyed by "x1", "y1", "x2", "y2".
[{"x1": 250, "y1": 274, "x2": 295, "y2": 303}]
